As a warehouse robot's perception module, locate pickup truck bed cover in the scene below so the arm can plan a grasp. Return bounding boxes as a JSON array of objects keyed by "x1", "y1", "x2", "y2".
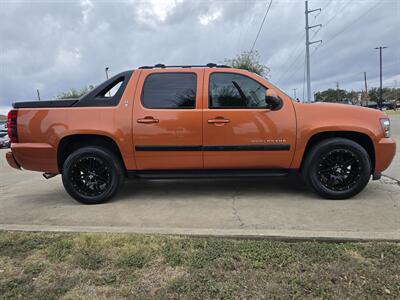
[{"x1": 13, "y1": 99, "x2": 78, "y2": 109}]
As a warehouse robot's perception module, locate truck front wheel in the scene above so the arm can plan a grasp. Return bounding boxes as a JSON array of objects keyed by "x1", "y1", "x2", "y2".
[
  {"x1": 61, "y1": 146, "x2": 124, "y2": 204},
  {"x1": 302, "y1": 138, "x2": 371, "y2": 199}
]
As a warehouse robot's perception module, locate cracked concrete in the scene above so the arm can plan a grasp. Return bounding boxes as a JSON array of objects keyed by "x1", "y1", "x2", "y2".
[
  {"x1": 231, "y1": 190, "x2": 245, "y2": 228},
  {"x1": 0, "y1": 115, "x2": 399, "y2": 240},
  {"x1": 382, "y1": 174, "x2": 400, "y2": 186}
]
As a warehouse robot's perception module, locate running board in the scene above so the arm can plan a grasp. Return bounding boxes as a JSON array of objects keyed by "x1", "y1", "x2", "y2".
[{"x1": 127, "y1": 169, "x2": 296, "y2": 179}]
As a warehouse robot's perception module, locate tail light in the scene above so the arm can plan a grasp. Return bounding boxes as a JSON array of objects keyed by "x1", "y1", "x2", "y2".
[{"x1": 7, "y1": 109, "x2": 18, "y2": 143}]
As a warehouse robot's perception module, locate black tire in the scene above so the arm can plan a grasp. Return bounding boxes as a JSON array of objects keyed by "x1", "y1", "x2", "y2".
[
  {"x1": 61, "y1": 146, "x2": 124, "y2": 204},
  {"x1": 302, "y1": 138, "x2": 371, "y2": 199}
]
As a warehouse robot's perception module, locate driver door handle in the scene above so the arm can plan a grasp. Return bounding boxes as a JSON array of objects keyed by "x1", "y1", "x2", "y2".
[{"x1": 137, "y1": 116, "x2": 159, "y2": 124}]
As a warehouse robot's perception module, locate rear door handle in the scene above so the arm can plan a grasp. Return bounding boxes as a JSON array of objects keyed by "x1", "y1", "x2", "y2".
[
  {"x1": 208, "y1": 118, "x2": 230, "y2": 125},
  {"x1": 137, "y1": 116, "x2": 159, "y2": 124}
]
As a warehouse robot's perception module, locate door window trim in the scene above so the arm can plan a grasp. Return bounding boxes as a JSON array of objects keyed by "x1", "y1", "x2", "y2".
[{"x1": 140, "y1": 72, "x2": 198, "y2": 109}]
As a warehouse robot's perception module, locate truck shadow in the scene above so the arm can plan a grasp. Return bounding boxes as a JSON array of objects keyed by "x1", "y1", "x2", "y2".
[{"x1": 116, "y1": 175, "x2": 317, "y2": 202}]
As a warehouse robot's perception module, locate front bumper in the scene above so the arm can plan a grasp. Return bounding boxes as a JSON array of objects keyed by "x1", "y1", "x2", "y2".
[
  {"x1": 374, "y1": 137, "x2": 396, "y2": 173},
  {"x1": 6, "y1": 151, "x2": 21, "y2": 170}
]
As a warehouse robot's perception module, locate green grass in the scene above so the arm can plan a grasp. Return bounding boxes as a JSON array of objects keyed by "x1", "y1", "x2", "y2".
[
  {"x1": 386, "y1": 109, "x2": 400, "y2": 115},
  {"x1": 0, "y1": 231, "x2": 399, "y2": 299}
]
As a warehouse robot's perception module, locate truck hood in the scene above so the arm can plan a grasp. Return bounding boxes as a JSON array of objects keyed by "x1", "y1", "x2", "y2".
[{"x1": 294, "y1": 101, "x2": 388, "y2": 119}]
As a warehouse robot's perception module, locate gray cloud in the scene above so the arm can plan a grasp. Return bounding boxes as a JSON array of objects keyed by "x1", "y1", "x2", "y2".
[{"x1": 0, "y1": 0, "x2": 399, "y2": 114}]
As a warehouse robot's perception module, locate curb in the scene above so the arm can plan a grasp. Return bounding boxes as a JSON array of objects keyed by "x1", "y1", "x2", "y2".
[{"x1": 1, "y1": 224, "x2": 399, "y2": 243}]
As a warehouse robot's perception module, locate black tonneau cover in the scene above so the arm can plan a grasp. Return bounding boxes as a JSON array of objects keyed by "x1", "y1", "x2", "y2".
[{"x1": 13, "y1": 99, "x2": 78, "y2": 109}]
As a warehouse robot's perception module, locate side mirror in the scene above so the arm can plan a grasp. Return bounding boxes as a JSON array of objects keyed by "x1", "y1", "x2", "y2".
[{"x1": 265, "y1": 89, "x2": 283, "y2": 111}]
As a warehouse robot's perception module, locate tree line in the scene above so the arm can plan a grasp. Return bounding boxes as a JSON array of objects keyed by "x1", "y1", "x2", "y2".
[{"x1": 315, "y1": 87, "x2": 400, "y2": 106}]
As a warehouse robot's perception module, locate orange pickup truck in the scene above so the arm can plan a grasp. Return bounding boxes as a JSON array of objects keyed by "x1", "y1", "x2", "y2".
[{"x1": 6, "y1": 64, "x2": 396, "y2": 204}]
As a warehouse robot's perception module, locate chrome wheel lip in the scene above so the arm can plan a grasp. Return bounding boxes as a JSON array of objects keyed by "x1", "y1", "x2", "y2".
[
  {"x1": 316, "y1": 149, "x2": 362, "y2": 192},
  {"x1": 69, "y1": 156, "x2": 112, "y2": 197}
]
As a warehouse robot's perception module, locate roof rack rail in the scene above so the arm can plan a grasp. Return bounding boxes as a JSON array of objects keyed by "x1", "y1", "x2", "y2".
[{"x1": 138, "y1": 63, "x2": 231, "y2": 69}]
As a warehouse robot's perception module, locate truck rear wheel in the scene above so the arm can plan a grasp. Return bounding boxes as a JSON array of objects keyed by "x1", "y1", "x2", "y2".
[
  {"x1": 61, "y1": 146, "x2": 124, "y2": 204},
  {"x1": 302, "y1": 138, "x2": 371, "y2": 199}
]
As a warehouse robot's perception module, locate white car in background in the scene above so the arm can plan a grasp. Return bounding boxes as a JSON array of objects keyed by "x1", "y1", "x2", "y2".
[
  {"x1": 0, "y1": 120, "x2": 6, "y2": 132},
  {"x1": 0, "y1": 121, "x2": 10, "y2": 148},
  {"x1": 0, "y1": 133, "x2": 10, "y2": 148}
]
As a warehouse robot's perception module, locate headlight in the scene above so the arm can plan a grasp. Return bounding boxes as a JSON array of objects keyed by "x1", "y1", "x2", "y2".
[{"x1": 380, "y1": 118, "x2": 390, "y2": 138}]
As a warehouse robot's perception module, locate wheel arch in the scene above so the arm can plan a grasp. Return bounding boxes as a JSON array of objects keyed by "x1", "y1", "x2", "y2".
[
  {"x1": 57, "y1": 134, "x2": 126, "y2": 173},
  {"x1": 300, "y1": 131, "x2": 375, "y2": 174}
]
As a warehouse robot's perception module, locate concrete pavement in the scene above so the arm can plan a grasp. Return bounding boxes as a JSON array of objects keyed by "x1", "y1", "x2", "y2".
[{"x1": 0, "y1": 115, "x2": 399, "y2": 240}]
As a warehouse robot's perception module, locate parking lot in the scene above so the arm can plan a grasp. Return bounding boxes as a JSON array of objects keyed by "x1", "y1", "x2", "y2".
[{"x1": 0, "y1": 115, "x2": 399, "y2": 240}]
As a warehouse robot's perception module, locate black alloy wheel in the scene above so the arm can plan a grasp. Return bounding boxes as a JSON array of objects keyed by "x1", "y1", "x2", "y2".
[
  {"x1": 62, "y1": 147, "x2": 124, "y2": 204},
  {"x1": 70, "y1": 156, "x2": 112, "y2": 197},
  {"x1": 316, "y1": 149, "x2": 362, "y2": 192},
  {"x1": 302, "y1": 138, "x2": 371, "y2": 199}
]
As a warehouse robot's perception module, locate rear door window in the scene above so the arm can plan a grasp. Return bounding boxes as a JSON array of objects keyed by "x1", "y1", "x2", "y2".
[{"x1": 141, "y1": 73, "x2": 197, "y2": 109}]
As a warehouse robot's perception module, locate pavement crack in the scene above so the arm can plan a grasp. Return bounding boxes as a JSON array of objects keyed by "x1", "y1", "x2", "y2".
[
  {"x1": 231, "y1": 190, "x2": 245, "y2": 228},
  {"x1": 381, "y1": 174, "x2": 400, "y2": 186}
]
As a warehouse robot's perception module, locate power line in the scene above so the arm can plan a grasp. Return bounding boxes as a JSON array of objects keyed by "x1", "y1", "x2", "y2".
[
  {"x1": 311, "y1": 1, "x2": 382, "y2": 62},
  {"x1": 284, "y1": 39, "x2": 322, "y2": 85},
  {"x1": 321, "y1": 0, "x2": 333, "y2": 12},
  {"x1": 281, "y1": 41, "x2": 321, "y2": 87},
  {"x1": 311, "y1": 42, "x2": 322, "y2": 56},
  {"x1": 317, "y1": 1, "x2": 381, "y2": 50},
  {"x1": 324, "y1": 0, "x2": 352, "y2": 28},
  {"x1": 278, "y1": 0, "x2": 382, "y2": 94},
  {"x1": 279, "y1": 0, "x2": 350, "y2": 83},
  {"x1": 278, "y1": 48, "x2": 305, "y2": 84},
  {"x1": 275, "y1": 33, "x2": 305, "y2": 83},
  {"x1": 283, "y1": 37, "x2": 322, "y2": 84},
  {"x1": 250, "y1": 0, "x2": 273, "y2": 52}
]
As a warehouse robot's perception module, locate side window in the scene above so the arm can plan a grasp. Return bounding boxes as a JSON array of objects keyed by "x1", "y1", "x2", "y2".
[
  {"x1": 209, "y1": 73, "x2": 267, "y2": 108},
  {"x1": 142, "y1": 73, "x2": 197, "y2": 109},
  {"x1": 96, "y1": 78, "x2": 123, "y2": 98}
]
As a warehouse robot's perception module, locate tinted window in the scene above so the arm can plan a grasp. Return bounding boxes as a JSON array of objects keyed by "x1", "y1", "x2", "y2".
[
  {"x1": 142, "y1": 73, "x2": 197, "y2": 109},
  {"x1": 209, "y1": 73, "x2": 267, "y2": 108}
]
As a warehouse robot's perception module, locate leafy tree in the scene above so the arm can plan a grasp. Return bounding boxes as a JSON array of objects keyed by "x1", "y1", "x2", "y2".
[
  {"x1": 315, "y1": 87, "x2": 400, "y2": 107},
  {"x1": 368, "y1": 87, "x2": 398, "y2": 104},
  {"x1": 224, "y1": 51, "x2": 270, "y2": 78},
  {"x1": 314, "y1": 88, "x2": 351, "y2": 103},
  {"x1": 368, "y1": 88, "x2": 380, "y2": 103},
  {"x1": 57, "y1": 85, "x2": 94, "y2": 99}
]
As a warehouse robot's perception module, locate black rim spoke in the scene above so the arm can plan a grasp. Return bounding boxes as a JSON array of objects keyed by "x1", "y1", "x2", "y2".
[
  {"x1": 317, "y1": 149, "x2": 361, "y2": 192},
  {"x1": 70, "y1": 156, "x2": 112, "y2": 197}
]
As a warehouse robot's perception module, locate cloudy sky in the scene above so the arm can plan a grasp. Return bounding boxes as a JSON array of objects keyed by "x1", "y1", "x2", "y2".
[{"x1": 0, "y1": 0, "x2": 399, "y2": 114}]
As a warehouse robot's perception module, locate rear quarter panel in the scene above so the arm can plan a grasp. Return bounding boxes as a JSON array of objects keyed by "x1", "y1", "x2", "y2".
[{"x1": 12, "y1": 71, "x2": 139, "y2": 173}]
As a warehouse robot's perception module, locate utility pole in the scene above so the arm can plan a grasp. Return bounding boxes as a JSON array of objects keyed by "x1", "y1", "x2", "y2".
[
  {"x1": 36, "y1": 89, "x2": 41, "y2": 101},
  {"x1": 336, "y1": 81, "x2": 339, "y2": 102},
  {"x1": 105, "y1": 67, "x2": 111, "y2": 97},
  {"x1": 293, "y1": 88, "x2": 297, "y2": 99},
  {"x1": 364, "y1": 72, "x2": 368, "y2": 107},
  {"x1": 305, "y1": 0, "x2": 322, "y2": 103},
  {"x1": 395, "y1": 80, "x2": 399, "y2": 110},
  {"x1": 105, "y1": 67, "x2": 110, "y2": 80},
  {"x1": 374, "y1": 46, "x2": 387, "y2": 110}
]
